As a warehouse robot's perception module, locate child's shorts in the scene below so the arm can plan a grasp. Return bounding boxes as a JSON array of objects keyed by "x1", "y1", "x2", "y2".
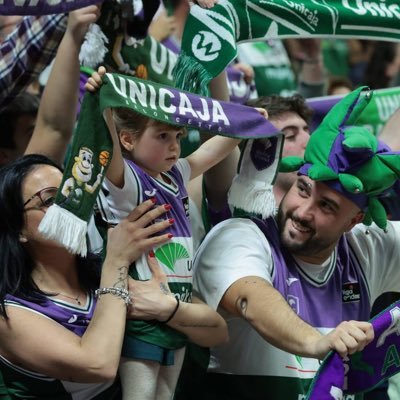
[{"x1": 122, "y1": 336, "x2": 176, "y2": 366}]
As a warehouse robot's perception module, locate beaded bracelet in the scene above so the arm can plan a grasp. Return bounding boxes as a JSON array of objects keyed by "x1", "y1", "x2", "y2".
[
  {"x1": 161, "y1": 297, "x2": 180, "y2": 323},
  {"x1": 94, "y1": 287, "x2": 132, "y2": 306}
]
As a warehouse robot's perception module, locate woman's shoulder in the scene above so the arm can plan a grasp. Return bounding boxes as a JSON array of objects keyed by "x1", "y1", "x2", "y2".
[{"x1": 4, "y1": 293, "x2": 96, "y2": 336}]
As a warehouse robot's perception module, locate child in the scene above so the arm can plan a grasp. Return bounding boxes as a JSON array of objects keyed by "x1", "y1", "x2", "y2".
[{"x1": 86, "y1": 67, "x2": 266, "y2": 400}]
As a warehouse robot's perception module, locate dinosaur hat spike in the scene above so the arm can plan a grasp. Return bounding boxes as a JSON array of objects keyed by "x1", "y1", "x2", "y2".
[
  {"x1": 321, "y1": 86, "x2": 367, "y2": 134},
  {"x1": 279, "y1": 87, "x2": 400, "y2": 230}
]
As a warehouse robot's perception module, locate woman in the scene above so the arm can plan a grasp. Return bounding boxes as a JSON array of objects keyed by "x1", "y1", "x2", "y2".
[
  {"x1": 0, "y1": 154, "x2": 228, "y2": 399},
  {"x1": 0, "y1": 154, "x2": 173, "y2": 399}
]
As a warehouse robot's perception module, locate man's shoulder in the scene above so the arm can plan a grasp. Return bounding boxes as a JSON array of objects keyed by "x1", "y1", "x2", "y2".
[
  {"x1": 197, "y1": 217, "x2": 270, "y2": 256},
  {"x1": 207, "y1": 217, "x2": 265, "y2": 238}
]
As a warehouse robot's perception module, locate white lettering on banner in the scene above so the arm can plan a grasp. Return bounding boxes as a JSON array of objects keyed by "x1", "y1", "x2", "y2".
[
  {"x1": 342, "y1": 0, "x2": 400, "y2": 19},
  {"x1": 329, "y1": 386, "x2": 343, "y2": 400},
  {"x1": 106, "y1": 73, "x2": 230, "y2": 126},
  {"x1": 159, "y1": 88, "x2": 176, "y2": 114},
  {"x1": 150, "y1": 37, "x2": 168, "y2": 76},
  {"x1": 148, "y1": 84, "x2": 157, "y2": 110},
  {"x1": 282, "y1": 1, "x2": 319, "y2": 26},
  {"x1": 150, "y1": 37, "x2": 177, "y2": 81},
  {"x1": 179, "y1": 93, "x2": 198, "y2": 118},
  {"x1": 129, "y1": 80, "x2": 147, "y2": 108},
  {"x1": 377, "y1": 306, "x2": 400, "y2": 347},
  {"x1": 212, "y1": 100, "x2": 230, "y2": 126},
  {"x1": 196, "y1": 98, "x2": 211, "y2": 121},
  {"x1": 376, "y1": 94, "x2": 400, "y2": 120},
  {"x1": 1, "y1": 0, "x2": 76, "y2": 6}
]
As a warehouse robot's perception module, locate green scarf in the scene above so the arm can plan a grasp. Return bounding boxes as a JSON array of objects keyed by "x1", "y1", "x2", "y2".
[
  {"x1": 174, "y1": 0, "x2": 400, "y2": 94},
  {"x1": 38, "y1": 73, "x2": 280, "y2": 255},
  {"x1": 89, "y1": 0, "x2": 177, "y2": 85}
]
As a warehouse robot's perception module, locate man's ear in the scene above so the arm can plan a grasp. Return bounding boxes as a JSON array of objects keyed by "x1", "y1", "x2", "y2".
[
  {"x1": 119, "y1": 130, "x2": 135, "y2": 152},
  {"x1": 346, "y1": 211, "x2": 365, "y2": 232}
]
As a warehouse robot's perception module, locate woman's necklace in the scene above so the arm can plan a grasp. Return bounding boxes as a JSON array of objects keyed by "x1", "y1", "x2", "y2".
[{"x1": 57, "y1": 292, "x2": 82, "y2": 306}]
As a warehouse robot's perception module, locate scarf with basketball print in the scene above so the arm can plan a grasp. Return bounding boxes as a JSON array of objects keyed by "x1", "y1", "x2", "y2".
[
  {"x1": 38, "y1": 72, "x2": 280, "y2": 256},
  {"x1": 174, "y1": 0, "x2": 400, "y2": 95}
]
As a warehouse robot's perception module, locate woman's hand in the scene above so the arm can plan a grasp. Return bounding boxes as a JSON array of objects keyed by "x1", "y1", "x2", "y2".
[
  {"x1": 127, "y1": 253, "x2": 177, "y2": 321},
  {"x1": 66, "y1": 4, "x2": 101, "y2": 44},
  {"x1": 106, "y1": 200, "x2": 173, "y2": 267},
  {"x1": 127, "y1": 254, "x2": 229, "y2": 347}
]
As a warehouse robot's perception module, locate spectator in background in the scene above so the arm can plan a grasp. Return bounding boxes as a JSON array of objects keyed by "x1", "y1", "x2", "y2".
[
  {"x1": 0, "y1": 92, "x2": 39, "y2": 167},
  {"x1": 0, "y1": 16, "x2": 22, "y2": 40},
  {"x1": 364, "y1": 42, "x2": 400, "y2": 90},
  {"x1": 0, "y1": 14, "x2": 67, "y2": 109},
  {"x1": 326, "y1": 76, "x2": 353, "y2": 96}
]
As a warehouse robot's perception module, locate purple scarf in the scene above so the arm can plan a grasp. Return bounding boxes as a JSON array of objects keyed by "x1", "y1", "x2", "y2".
[
  {"x1": 0, "y1": 0, "x2": 102, "y2": 15},
  {"x1": 307, "y1": 300, "x2": 400, "y2": 399}
]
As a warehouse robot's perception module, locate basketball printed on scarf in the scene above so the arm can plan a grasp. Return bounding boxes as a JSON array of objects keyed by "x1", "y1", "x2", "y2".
[
  {"x1": 99, "y1": 150, "x2": 110, "y2": 167},
  {"x1": 136, "y1": 64, "x2": 148, "y2": 80}
]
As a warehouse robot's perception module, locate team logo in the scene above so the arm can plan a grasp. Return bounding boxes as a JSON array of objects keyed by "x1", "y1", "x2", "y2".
[
  {"x1": 192, "y1": 31, "x2": 221, "y2": 62},
  {"x1": 287, "y1": 294, "x2": 300, "y2": 315},
  {"x1": 250, "y1": 137, "x2": 278, "y2": 171},
  {"x1": 144, "y1": 189, "x2": 157, "y2": 197},
  {"x1": 286, "y1": 277, "x2": 299, "y2": 287},
  {"x1": 68, "y1": 315, "x2": 78, "y2": 324}
]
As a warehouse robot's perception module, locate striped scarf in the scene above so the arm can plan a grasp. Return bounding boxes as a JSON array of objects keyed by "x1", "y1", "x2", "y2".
[{"x1": 174, "y1": 0, "x2": 400, "y2": 95}]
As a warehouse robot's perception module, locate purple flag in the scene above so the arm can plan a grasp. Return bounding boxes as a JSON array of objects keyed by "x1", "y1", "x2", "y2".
[
  {"x1": 307, "y1": 301, "x2": 400, "y2": 399},
  {"x1": 0, "y1": 0, "x2": 103, "y2": 16}
]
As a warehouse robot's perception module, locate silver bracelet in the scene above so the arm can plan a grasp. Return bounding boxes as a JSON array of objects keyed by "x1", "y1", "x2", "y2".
[{"x1": 94, "y1": 287, "x2": 132, "y2": 306}]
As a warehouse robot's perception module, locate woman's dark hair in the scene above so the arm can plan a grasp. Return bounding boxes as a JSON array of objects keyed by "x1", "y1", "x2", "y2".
[
  {"x1": 0, "y1": 154, "x2": 101, "y2": 319},
  {"x1": 364, "y1": 42, "x2": 399, "y2": 90},
  {"x1": 0, "y1": 92, "x2": 40, "y2": 149}
]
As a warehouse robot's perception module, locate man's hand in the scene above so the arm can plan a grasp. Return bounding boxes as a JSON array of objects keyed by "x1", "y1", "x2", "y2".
[{"x1": 312, "y1": 320, "x2": 374, "y2": 359}]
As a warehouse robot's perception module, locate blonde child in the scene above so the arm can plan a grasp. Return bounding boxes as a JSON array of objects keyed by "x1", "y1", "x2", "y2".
[{"x1": 86, "y1": 67, "x2": 266, "y2": 400}]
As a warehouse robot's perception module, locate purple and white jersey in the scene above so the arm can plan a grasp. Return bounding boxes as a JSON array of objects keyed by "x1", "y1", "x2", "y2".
[
  {"x1": 193, "y1": 216, "x2": 400, "y2": 399},
  {"x1": 5, "y1": 293, "x2": 96, "y2": 336},
  {"x1": 252, "y1": 217, "x2": 371, "y2": 327},
  {"x1": 1, "y1": 294, "x2": 118, "y2": 399},
  {"x1": 98, "y1": 159, "x2": 193, "y2": 302}
]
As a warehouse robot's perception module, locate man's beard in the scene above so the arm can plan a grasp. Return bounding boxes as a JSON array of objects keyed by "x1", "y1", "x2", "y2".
[{"x1": 276, "y1": 205, "x2": 333, "y2": 258}]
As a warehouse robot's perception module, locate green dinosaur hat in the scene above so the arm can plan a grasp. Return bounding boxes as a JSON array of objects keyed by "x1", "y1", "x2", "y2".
[{"x1": 279, "y1": 86, "x2": 400, "y2": 230}]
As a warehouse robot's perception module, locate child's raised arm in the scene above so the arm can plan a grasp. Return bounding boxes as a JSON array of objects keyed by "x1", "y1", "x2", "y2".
[
  {"x1": 187, "y1": 71, "x2": 268, "y2": 211},
  {"x1": 85, "y1": 66, "x2": 126, "y2": 188},
  {"x1": 25, "y1": 5, "x2": 101, "y2": 165}
]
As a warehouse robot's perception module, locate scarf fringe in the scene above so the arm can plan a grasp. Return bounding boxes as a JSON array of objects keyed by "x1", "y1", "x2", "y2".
[
  {"x1": 38, "y1": 204, "x2": 88, "y2": 257},
  {"x1": 79, "y1": 23, "x2": 109, "y2": 68},
  {"x1": 173, "y1": 51, "x2": 213, "y2": 96},
  {"x1": 228, "y1": 176, "x2": 276, "y2": 220}
]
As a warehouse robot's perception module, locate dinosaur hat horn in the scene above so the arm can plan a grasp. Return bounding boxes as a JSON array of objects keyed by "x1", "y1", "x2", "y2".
[{"x1": 279, "y1": 86, "x2": 400, "y2": 230}]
